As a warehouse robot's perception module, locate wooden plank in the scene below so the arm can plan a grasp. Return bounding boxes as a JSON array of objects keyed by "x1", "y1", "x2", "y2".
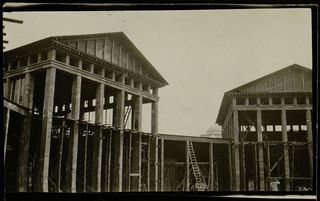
[
  {"x1": 306, "y1": 108, "x2": 313, "y2": 177},
  {"x1": 56, "y1": 119, "x2": 66, "y2": 191},
  {"x1": 240, "y1": 143, "x2": 246, "y2": 191},
  {"x1": 4, "y1": 96, "x2": 28, "y2": 116},
  {"x1": 234, "y1": 105, "x2": 312, "y2": 111},
  {"x1": 66, "y1": 74, "x2": 82, "y2": 192},
  {"x1": 147, "y1": 136, "x2": 151, "y2": 191},
  {"x1": 151, "y1": 100, "x2": 158, "y2": 135},
  {"x1": 4, "y1": 60, "x2": 161, "y2": 102},
  {"x1": 92, "y1": 83, "x2": 105, "y2": 192},
  {"x1": 233, "y1": 110, "x2": 240, "y2": 191},
  {"x1": 185, "y1": 141, "x2": 190, "y2": 191},
  {"x1": 107, "y1": 129, "x2": 113, "y2": 192},
  {"x1": 37, "y1": 67, "x2": 56, "y2": 192},
  {"x1": 113, "y1": 89, "x2": 125, "y2": 192},
  {"x1": 254, "y1": 144, "x2": 258, "y2": 191},
  {"x1": 3, "y1": 108, "x2": 10, "y2": 165},
  {"x1": 4, "y1": 77, "x2": 12, "y2": 99},
  {"x1": 256, "y1": 109, "x2": 265, "y2": 191},
  {"x1": 17, "y1": 72, "x2": 34, "y2": 192},
  {"x1": 281, "y1": 109, "x2": 291, "y2": 191},
  {"x1": 155, "y1": 137, "x2": 159, "y2": 191},
  {"x1": 228, "y1": 143, "x2": 233, "y2": 191},
  {"x1": 157, "y1": 134, "x2": 230, "y2": 144},
  {"x1": 130, "y1": 133, "x2": 141, "y2": 192},
  {"x1": 128, "y1": 132, "x2": 132, "y2": 191},
  {"x1": 266, "y1": 144, "x2": 271, "y2": 191},
  {"x1": 160, "y1": 139, "x2": 164, "y2": 192},
  {"x1": 83, "y1": 124, "x2": 89, "y2": 192}
]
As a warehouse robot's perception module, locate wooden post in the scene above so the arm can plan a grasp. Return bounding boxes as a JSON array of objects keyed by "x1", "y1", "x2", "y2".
[
  {"x1": 130, "y1": 133, "x2": 142, "y2": 191},
  {"x1": 127, "y1": 132, "x2": 132, "y2": 191},
  {"x1": 228, "y1": 142, "x2": 233, "y2": 191},
  {"x1": 4, "y1": 77, "x2": 12, "y2": 99},
  {"x1": 185, "y1": 141, "x2": 190, "y2": 191},
  {"x1": 66, "y1": 75, "x2": 82, "y2": 192},
  {"x1": 147, "y1": 136, "x2": 151, "y2": 191},
  {"x1": 209, "y1": 143, "x2": 214, "y2": 191},
  {"x1": 151, "y1": 88, "x2": 159, "y2": 135},
  {"x1": 17, "y1": 73, "x2": 34, "y2": 192},
  {"x1": 113, "y1": 75, "x2": 125, "y2": 191},
  {"x1": 107, "y1": 129, "x2": 112, "y2": 192},
  {"x1": 266, "y1": 144, "x2": 271, "y2": 191},
  {"x1": 155, "y1": 137, "x2": 159, "y2": 191},
  {"x1": 92, "y1": 83, "x2": 104, "y2": 192},
  {"x1": 152, "y1": 88, "x2": 159, "y2": 191},
  {"x1": 160, "y1": 139, "x2": 164, "y2": 192},
  {"x1": 254, "y1": 144, "x2": 258, "y2": 190},
  {"x1": 83, "y1": 123, "x2": 89, "y2": 192},
  {"x1": 233, "y1": 108, "x2": 240, "y2": 191},
  {"x1": 56, "y1": 119, "x2": 65, "y2": 191},
  {"x1": 37, "y1": 67, "x2": 56, "y2": 192},
  {"x1": 3, "y1": 108, "x2": 10, "y2": 165},
  {"x1": 306, "y1": 97, "x2": 313, "y2": 177},
  {"x1": 281, "y1": 106, "x2": 291, "y2": 191},
  {"x1": 257, "y1": 109, "x2": 265, "y2": 191}
]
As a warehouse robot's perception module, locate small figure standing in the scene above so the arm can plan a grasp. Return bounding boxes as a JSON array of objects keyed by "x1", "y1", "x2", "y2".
[
  {"x1": 270, "y1": 178, "x2": 280, "y2": 191},
  {"x1": 248, "y1": 179, "x2": 255, "y2": 191}
]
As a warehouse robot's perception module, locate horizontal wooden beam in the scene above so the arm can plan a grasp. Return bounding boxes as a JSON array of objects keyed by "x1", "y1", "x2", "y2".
[
  {"x1": 158, "y1": 134, "x2": 230, "y2": 144},
  {"x1": 3, "y1": 17, "x2": 23, "y2": 24},
  {"x1": 233, "y1": 105, "x2": 312, "y2": 111},
  {"x1": 4, "y1": 98, "x2": 29, "y2": 116},
  {"x1": 3, "y1": 60, "x2": 159, "y2": 102},
  {"x1": 235, "y1": 141, "x2": 310, "y2": 146}
]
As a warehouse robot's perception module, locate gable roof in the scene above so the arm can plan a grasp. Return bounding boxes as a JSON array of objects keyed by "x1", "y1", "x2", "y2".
[
  {"x1": 216, "y1": 64, "x2": 312, "y2": 125},
  {"x1": 226, "y1": 64, "x2": 312, "y2": 93},
  {"x1": 53, "y1": 32, "x2": 168, "y2": 85},
  {"x1": 4, "y1": 32, "x2": 168, "y2": 86}
]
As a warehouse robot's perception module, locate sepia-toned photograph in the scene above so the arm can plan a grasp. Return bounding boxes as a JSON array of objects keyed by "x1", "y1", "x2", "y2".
[{"x1": 2, "y1": 4, "x2": 316, "y2": 198}]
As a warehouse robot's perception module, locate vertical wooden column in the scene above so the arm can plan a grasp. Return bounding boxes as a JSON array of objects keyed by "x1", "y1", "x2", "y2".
[
  {"x1": 266, "y1": 144, "x2": 271, "y2": 191},
  {"x1": 151, "y1": 88, "x2": 159, "y2": 191},
  {"x1": 3, "y1": 108, "x2": 10, "y2": 165},
  {"x1": 130, "y1": 133, "x2": 142, "y2": 191},
  {"x1": 92, "y1": 83, "x2": 104, "y2": 192},
  {"x1": 209, "y1": 143, "x2": 214, "y2": 191},
  {"x1": 113, "y1": 74, "x2": 125, "y2": 192},
  {"x1": 37, "y1": 66, "x2": 56, "y2": 192},
  {"x1": 17, "y1": 72, "x2": 35, "y2": 192},
  {"x1": 147, "y1": 136, "x2": 151, "y2": 191},
  {"x1": 4, "y1": 77, "x2": 12, "y2": 99},
  {"x1": 305, "y1": 97, "x2": 313, "y2": 177},
  {"x1": 160, "y1": 139, "x2": 164, "y2": 191},
  {"x1": 185, "y1": 141, "x2": 190, "y2": 191},
  {"x1": 232, "y1": 97, "x2": 240, "y2": 191},
  {"x1": 56, "y1": 119, "x2": 65, "y2": 191},
  {"x1": 155, "y1": 137, "x2": 159, "y2": 191},
  {"x1": 151, "y1": 88, "x2": 159, "y2": 135},
  {"x1": 281, "y1": 97, "x2": 290, "y2": 191},
  {"x1": 131, "y1": 89, "x2": 142, "y2": 191},
  {"x1": 228, "y1": 141, "x2": 233, "y2": 191},
  {"x1": 83, "y1": 123, "x2": 89, "y2": 192},
  {"x1": 66, "y1": 74, "x2": 82, "y2": 192},
  {"x1": 256, "y1": 109, "x2": 265, "y2": 191}
]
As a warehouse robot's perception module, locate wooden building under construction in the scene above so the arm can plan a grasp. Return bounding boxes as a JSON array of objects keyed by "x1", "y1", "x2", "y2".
[
  {"x1": 3, "y1": 32, "x2": 313, "y2": 192},
  {"x1": 216, "y1": 64, "x2": 313, "y2": 191}
]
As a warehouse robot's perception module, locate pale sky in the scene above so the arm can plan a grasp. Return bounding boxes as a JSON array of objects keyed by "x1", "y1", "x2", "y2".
[{"x1": 3, "y1": 8, "x2": 312, "y2": 136}]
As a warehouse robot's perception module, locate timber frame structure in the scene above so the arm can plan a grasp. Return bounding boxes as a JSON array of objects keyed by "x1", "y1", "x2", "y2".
[
  {"x1": 3, "y1": 32, "x2": 169, "y2": 192},
  {"x1": 216, "y1": 64, "x2": 313, "y2": 191},
  {"x1": 3, "y1": 33, "x2": 314, "y2": 193}
]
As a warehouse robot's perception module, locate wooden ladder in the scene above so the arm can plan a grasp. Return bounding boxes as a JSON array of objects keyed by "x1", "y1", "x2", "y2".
[
  {"x1": 124, "y1": 105, "x2": 132, "y2": 128},
  {"x1": 188, "y1": 141, "x2": 207, "y2": 191}
]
